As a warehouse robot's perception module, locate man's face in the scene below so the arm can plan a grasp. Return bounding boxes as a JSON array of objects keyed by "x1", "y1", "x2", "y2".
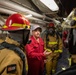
[{"x1": 32, "y1": 28, "x2": 41, "y2": 38}]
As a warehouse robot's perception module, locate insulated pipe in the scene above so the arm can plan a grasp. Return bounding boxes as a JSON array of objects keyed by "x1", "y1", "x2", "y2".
[
  {"x1": 0, "y1": 7, "x2": 49, "y2": 25},
  {"x1": 0, "y1": 1, "x2": 44, "y2": 18},
  {"x1": 0, "y1": 15, "x2": 5, "y2": 23},
  {"x1": 0, "y1": 0, "x2": 53, "y2": 20},
  {"x1": 0, "y1": 8, "x2": 17, "y2": 15}
]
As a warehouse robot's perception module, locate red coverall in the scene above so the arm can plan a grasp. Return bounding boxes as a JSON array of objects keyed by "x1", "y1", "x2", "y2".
[{"x1": 25, "y1": 36, "x2": 45, "y2": 75}]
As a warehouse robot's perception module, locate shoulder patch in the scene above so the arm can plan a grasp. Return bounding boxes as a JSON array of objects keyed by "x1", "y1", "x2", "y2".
[{"x1": 7, "y1": 64, "x2": 16, "y2": 74}]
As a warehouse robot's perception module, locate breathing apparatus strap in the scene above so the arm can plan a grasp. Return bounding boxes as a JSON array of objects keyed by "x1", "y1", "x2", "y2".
[
  {"x1": 0, "y1": 42, "x2": 26, "y2": 75},
  {"x1": 46, "y1": 32, "x2": 59, "y2": 51}
]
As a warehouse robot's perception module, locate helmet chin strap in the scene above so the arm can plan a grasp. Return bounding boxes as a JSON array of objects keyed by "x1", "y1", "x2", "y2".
[{"x1": 22, "y1": 30, "x2": 30, "y2": 45}]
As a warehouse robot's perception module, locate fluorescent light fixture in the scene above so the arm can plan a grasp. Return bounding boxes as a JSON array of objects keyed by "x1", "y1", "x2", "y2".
[{"x1": 40, "y1": 0, "x2": 59, "y2": 11}]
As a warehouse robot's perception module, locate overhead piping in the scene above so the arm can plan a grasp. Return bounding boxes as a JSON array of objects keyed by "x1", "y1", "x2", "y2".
[
  {"x1": 0, "y1": 0, "x2": 53, "y2": 21},
  {"x1": 0, "y1": 7, "x2": 49, "y2": 25},
  {"x1": 0, "y1": 7, "x2": 17, "y2": 15},
  {"x1": 0, "y1": 1, "x2": 44, "y2": 18},
  {"x1": 10, "y1": 0, "x2": 35, "y2": 11},
  {"x1": 0, "y1": 15, "x2": 6, "y2": 23}
]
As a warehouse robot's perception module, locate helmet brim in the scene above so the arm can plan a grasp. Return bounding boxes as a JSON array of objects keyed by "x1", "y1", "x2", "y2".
[{"x1": 1, "y1": 27, "x2": 29, "y2": 31}]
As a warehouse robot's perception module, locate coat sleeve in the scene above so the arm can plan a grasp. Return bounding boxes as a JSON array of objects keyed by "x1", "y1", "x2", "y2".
[{"x1": 25, "y1": 42, "x2": 45, "y2": 60}]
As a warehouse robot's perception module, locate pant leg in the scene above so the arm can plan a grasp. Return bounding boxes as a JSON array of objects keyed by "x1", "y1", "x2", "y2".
[
  {"x1": 71, "y1": 55, "x2": 76, "y2": 66},
  {"x1": 52, "y1": 59, "x2": 58, "y2": 74},
  {"x1": 45, "y1": 55, "x2": 53, "y2": 75},
  {"x1": 52, "y1": 53, "x2": 60, "y2": 74}
]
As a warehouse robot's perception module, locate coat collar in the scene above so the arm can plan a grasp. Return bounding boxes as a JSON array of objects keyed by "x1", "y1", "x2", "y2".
[
  {"x1": 30, "y1": 35, "x2": 44, "y2": 45},
  {"x1": 5, "y1": 37, "x2": 20, "y2": 46}
]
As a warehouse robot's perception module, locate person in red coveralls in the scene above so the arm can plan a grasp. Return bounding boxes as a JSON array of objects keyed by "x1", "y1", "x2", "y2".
[{"x1": 25, "y1": 25, "x2": 52, "y2": 75}]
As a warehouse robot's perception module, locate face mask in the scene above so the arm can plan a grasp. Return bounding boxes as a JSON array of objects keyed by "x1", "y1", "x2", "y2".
[
  {"x1": 47, "y1": 28, "x2": 55, "y2": 35},
  {"x1": 9, "y1": 30, "x2": 30, "y2": 45}
]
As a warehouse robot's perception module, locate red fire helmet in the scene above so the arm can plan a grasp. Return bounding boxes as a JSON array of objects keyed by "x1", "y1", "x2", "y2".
[
  {"x1": 1, "y1": 13, "x2": 30, "y2": 31},
  {"x1": 48, "y1": 22, "x2": 55, "y2": 28}
]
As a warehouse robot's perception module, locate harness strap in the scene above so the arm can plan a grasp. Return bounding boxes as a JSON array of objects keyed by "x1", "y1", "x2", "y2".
[
  {"x1": 0, "y1": 44, "x2": 4, "y2": 50},
  {"x1": 46, "y1": 33, "x2": 59, "y2": 51}
]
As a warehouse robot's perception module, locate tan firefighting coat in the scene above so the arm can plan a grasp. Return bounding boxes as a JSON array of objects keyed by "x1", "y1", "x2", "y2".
[
  {"x1": 44, "y1": 34, "x2": 63, "y2": 53},
  {"x1": 0, "y1": 37, "x2": 27, "y2": 75},
  {"x1": 44, "y1": 34, "x2": 63, "y2": 75}
]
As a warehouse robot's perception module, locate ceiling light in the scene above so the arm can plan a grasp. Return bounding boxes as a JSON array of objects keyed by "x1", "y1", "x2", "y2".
[{"x1": 40, "y1": 0, "x2": 59, "y2": 11}]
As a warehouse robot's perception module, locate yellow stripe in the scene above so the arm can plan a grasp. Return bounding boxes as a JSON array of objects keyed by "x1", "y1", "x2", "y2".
[
  {"x1": 48, "y1": 42, "x2": 57, "y2": 45},
  {"x1": 12, "y1": 23, "x2": 30, "y2": 29},
  {"x1": 3, "y1": 25, "x2": 8, "y2": 28},
  {"x1": 3, "y1": 23, "x2": 30, "y2": 29},
  {"x1": 45, "y1": 47, "x2": 62, "y2": 53},
  {"x1": 73, "y1": 17, "x2": 76, "y2": 20},
  {"x1": 46, "y1": 49, "x2": 52, "y2": 52},
  {"x1": 12, "y1": 23, "x2": 24, "y2": 27},
  {"x1": 68, "y1": 58, "x2": 71, "y2": 66},
  {"x1": 12, "y1": 23, "x2": 25, "y2": 27},
  {"x1": 44, "y1": 48, "x2": 52, "y2": 52},
  {"x1": 54, "y1": 50, "x2": 62, "y2": 53}
]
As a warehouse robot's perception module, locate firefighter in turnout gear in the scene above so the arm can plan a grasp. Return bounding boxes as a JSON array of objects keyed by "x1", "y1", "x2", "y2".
[
  {"x1": 0, "y1": 13, "x2": 30, "y2": 75},
  {"x1": 43, "y1": 22, "x2": 63, "y2": 75},
  {"x1": 68, "y1": 9, "x2": 76, "y2": 66}
]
